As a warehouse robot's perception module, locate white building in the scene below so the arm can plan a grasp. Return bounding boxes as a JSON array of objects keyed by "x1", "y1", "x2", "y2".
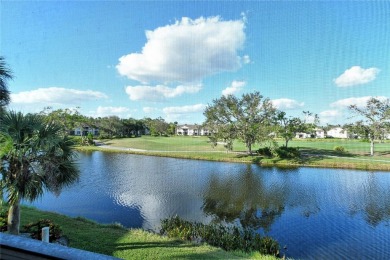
[
  {"x1": 176, "y1": 124, "x2": 211, "y2": 136},
  {"x1": 326, "y1": 127, "x2": 348, "y2": 139},
  {"x1": 295, "y1": 132, "x2": 312, "y2": 139},
  {"x1": 295, "y1": 128, "x2": 325, "y2": 139},
  {"x1": 72, "y1": 125, "x2": 99, "y2": 136},
  {"x1": 314, "y1": 128, "x2": 325, "y2": 138}
]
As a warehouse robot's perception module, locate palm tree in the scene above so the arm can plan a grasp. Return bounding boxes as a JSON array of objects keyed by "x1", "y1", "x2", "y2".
[
  {"x1": 0, "y1": 111, "x2": 79, "y2": 234},
  {"x1": 0, "y1": 56, "x2": 13, "y2": 113}
]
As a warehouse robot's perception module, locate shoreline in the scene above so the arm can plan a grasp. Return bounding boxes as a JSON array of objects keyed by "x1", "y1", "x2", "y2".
[
  {"x1": 76, "y1": 145, "x2": 390, "y2": 172},
  {"x1": 16, "y1": 206, "x2": 270, "y2": 259}
]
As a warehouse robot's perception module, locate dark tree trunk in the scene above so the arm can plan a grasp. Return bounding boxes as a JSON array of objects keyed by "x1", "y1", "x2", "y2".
[
  {"x1": 7, "y1": 198, "x2": 21, "y2": 235},
  {"x1": 247, "y1": 142, "x2": 252, "y2": 154}
]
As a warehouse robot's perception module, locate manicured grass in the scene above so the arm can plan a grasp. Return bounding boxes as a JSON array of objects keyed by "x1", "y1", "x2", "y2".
[
  {"x1": 19, "y1": 206, "x2": 276, "y2": 259},
  {"x1": 101, "y1": 136, "x2": 229, "y2": 152},
  {"x1": 80, "y1": 136, "x2": 390, "y2": 171}
]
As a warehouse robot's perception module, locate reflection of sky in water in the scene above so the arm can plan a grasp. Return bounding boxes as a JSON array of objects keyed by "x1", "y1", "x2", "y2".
[{"x1": 27, "y1": 151, "x2": 390, "y2": 259}]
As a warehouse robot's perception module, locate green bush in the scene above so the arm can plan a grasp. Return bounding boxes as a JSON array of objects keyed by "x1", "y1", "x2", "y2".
[
  {"x1": 256, "y1": 147, "x2": 273, "y2": 157},
  {"x1": 22, "y1": 219, "x2": 62, "y2": 242},
  {"x1": 0, "y1": 208, "x2": 7, "y2": 232},
  {"x1": 274, "y1": 147, "x2": 300, "y2": 159},
  {"x1": 333, "y1": 146, "x2": 345, "y2": 153},
  {"x1": 69, "y1": 136, "x2": 83, "y2": 145},
  {"x1": 160, "y1": 216, "x2": 279, "y2": 256}
]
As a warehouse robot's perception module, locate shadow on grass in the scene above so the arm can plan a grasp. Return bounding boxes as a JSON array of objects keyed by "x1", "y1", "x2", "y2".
[
  {"x1": 299, "y1": 147, "x2": 356, "y2": 157},
  {"x1": 114, "y1": 241, "x2": 242, "y2": 259},
  {"x1": 294, "y1": 147, "x2": 357, "y2": 164},
  {"x1": 114, "y1": 241, "x2": 199, "y2": 251},
  {"x1": 376, "y1": 151, "x2": 390, "y2": 157},
  {"x1": 233, "y1": 147, "x2": 360, "y2": 166}
]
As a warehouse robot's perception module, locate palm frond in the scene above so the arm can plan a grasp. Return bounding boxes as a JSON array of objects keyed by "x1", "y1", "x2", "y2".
[{"x1": 0, "y1": 110, "x2": 80, "y2": 203}]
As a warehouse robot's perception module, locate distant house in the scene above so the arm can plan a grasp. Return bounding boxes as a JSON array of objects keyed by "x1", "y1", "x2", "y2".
[
  {"x1": 295, "y1": 128, "x2": 325, "y2": 139},
  {"x1": 295, "y1": 132, "x2": 311, "y2": 139},
  {"x1": 314, "y1": 128, "x2": 325, "y2": 138},
  {"x1": 326, "y1": 127, "x2": 348, "y2": 139},
  {"x1": 71, "y1": 125, "x2": 99, "y2": 136},
  {"x1": 176, "y1": 124, "x2": 211, "y2": 136}
]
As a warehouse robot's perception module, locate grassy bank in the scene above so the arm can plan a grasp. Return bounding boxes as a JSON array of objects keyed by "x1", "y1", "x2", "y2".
[
  {"x1": 19, "y1": 206, "x2": 276, "y2": 259},
  {"x1": 77, "y1": 136, "x2": 390, "y2": 171}
]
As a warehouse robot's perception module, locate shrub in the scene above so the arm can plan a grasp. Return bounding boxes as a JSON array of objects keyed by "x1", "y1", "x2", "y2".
[
  {"x1": 22, "y1": 219, "x2": 62, "y2": 242},
  {"x1": 0, "y1": 208, "x2": 7, "y2": 232},
  {"x1": 256, "y1": 147, "x2": 273, "y2": 157},
  {"x1": 334, "y1": 146, "x2": 345, "y2": 153},
  {"x1": 160, "y1": 216, "x2": 279, "y2": 256},
  {"x1": 274, "y1": 147, "x2": 300, "y2": 159},
  {"x1": 69, "y1": 136, "x2": 83, "y2": 145}
]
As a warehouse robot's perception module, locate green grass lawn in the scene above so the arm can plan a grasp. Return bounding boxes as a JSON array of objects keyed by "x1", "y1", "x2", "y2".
[
  {"x1": 81, "y1": 136, "x2": 390, "y2": 170},
  {"x1": 102, "y1": 136, "x2": 229, "y2": 152},
  {"x1": 19, "y1": 206, "x2": 276, "y2": 260}
]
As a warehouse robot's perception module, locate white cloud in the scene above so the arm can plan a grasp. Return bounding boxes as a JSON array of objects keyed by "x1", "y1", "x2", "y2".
[
  {"x1": 163, "y1": 104, "x2": 206, "y2": 114},
  {"x1": 143, "y1": 107, "x2": 159, "y2": 113},
  {"x1": 242, "y1": 55, "x2": 251, "y2": 64},
  {"x1": 11, "y1": 87, "x2": 108, "y2": 105},
  {"x1": 117, "y1": 16, "x2": 246, "y2": 83},
  {"x1": 95, "y1": 106, "x2": 130, "y2": 117},
  {"x1": 319, "y1": 110, "x2": 343, "y2": 124},
  {"x1": 125, "y1": 84, "x2": 201, "y2": 101},
  {"x1": 163, "y1": 104, "x2": 206, "y2": 122},
  {"x1": 271, "y1": 98, "x2": 304, "y2": 110},
  {"x1": 334, "y1": 66, "x2": 380, "y2": 87},
  {"x1": 163, "y1": 104, "x2": 206, "y2": 123},
  {"x1": 330, "y1": 96, "x2": 388, "y2": 109},
  {"x1": 222, "y1": 80, "x2": 246, "y2": 96}
]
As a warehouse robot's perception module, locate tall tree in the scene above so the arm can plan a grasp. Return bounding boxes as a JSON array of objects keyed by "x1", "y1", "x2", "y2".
[
  {"x1": 204, "y1": 92, "x2": 276, "y2": 154},
  {"x1": 349, "y1": 97, "x2": 390, "y2": 156},
  {"x1": 0, "y1": 57, "x2": 13, "y2": 113},
  {"x1": 96, "y1": 116, "x2": 123, "y2": 138},
  {"x1": 0, "y1": 111, "x2": 79, "y2": 234},
  {"x1": 275, "y1": 111, "x2": 306, "y2": 148},
  {"x1": 144, "y1": 117, "x2": 169, "y2": 136},
  {"x1": 40, "y1": 107, "x2": 85, "y2": 135}
]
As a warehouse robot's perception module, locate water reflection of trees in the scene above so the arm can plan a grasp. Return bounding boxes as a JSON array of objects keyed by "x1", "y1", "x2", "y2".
[
  {"x1": 202, "y1": 165, "x2": 319, "y2": 232},
  {"x1": 358, "y1": 174, "x2": 390, "y2": 227}
]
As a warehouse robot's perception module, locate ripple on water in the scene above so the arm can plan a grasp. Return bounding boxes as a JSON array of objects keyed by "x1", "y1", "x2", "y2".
[{"x1": 27, "y1": 152, "x2": 390, "y2": 259}]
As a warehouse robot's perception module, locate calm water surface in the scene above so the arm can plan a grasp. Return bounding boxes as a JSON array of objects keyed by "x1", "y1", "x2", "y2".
[{"x1": 29, "y1": 151, "x2": 390, "y2": 259}]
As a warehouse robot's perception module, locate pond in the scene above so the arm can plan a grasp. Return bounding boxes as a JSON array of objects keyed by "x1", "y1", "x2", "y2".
[{"x1": 28, "y1": 151, "x2": 390, "y2": 259}]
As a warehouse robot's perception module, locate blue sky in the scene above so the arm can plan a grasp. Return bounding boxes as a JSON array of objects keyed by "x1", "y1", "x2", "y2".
[{"x1": 2, "y1": 1, "x2": 389, "y2": 125}]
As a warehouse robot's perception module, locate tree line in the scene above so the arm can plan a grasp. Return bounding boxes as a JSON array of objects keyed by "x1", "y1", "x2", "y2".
[
  {"x1": 0, "y1": 56, "x2": 389, "y2": 235},
  {"x1": 39, "y1": 107, "x2": 178, "y2": 138},
  {"x1": 203, "y1": 92, "x2": 390, "y2": 155}
]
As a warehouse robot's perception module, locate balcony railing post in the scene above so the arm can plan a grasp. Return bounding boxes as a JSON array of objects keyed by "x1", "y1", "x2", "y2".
[{"x1": 42, "y1": 226, "x2": 50, "y2": 242}]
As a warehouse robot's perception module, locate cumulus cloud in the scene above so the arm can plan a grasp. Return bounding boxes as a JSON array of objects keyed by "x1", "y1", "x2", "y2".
[
  {"x1": 334, "y1": 66, "x2": 380, "y2": 87},
  {"x1": 163, "y1": 104, "x2": 206, "y2": 123},
  {"x1": 95, "y1": 106, "x2": 130, "y2": 117},
  {"x1": 125, "y1": 84, "x2": 202, "y2": 101},
  {"x1": 143, "y1": 107, "x2": 159, "y2": 113},
  {"x1": 163, "y1": 104, "x2": 206, "y2": 114},
  {"x1": 222, "y1": 80, "x2": 246, "y2": 96},
  {"x1": 242, "y1": 55, "x2": 251, "y2": 64},
  {"x1": 319, "y1": 110, "x2": 343, "y2": 124},
  {"x1": 117, "y1": 16, "x2": 246, "y2": 83},
  {"x1": 11, "y1": 87, "x2": 108, "y2": 105},
  {"x1": 330, "y1": 96, "x2": 388, "y2": 109},
  {"x1": 271, "y1": 98, "x2": 304, "y2": 110}
]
